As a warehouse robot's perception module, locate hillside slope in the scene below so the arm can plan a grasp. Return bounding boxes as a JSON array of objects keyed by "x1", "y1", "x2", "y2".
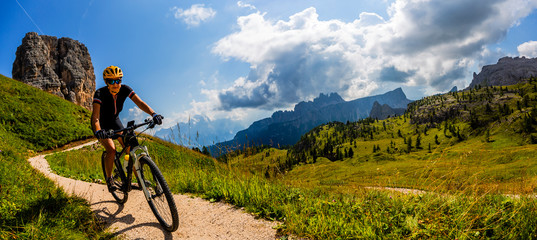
[
  {"x1": 0, "y1": 74, "x2": 92, "y2": 151},
  {"x1": 0, "y1": 74, "x2": 111, "y2": 238},
  {"x1": 279, "y1": 79, "x2": 537, "y2": 193}
]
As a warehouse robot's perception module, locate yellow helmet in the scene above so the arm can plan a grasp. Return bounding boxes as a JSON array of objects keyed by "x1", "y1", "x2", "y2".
[{"x1": 103, "y1": 66, "x2": 123, "y2": 80}]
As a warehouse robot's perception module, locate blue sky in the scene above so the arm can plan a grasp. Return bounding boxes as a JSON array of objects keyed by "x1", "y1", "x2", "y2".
[{"x1": 2, "y1": 0, "x2": 537, "y2": 143}]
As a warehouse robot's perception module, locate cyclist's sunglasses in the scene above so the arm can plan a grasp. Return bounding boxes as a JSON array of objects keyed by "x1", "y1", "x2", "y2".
[{"x1": 106, "y1": 78, "x2": 122, "y2": 85}]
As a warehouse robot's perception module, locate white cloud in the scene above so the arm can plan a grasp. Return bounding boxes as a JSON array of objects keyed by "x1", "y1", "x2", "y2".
[
  {"x1": 171, "y1": 4, "x2": 216, "y2": 27},
  {"x1": 126, "y1": 107, "x2": 146, "y2": 123},
  {"x1": 237, "y1": 1, "x2": 256, "y2": 10},
  {"x1": 153, "y1": 88, "x2": 268, "y2": 132},
  {"x1": 208, "y1": 0, "x2": 537, "y2": 111},
  {"x1": 518, "y1": 41, "x2": 537, "y2": 58}
]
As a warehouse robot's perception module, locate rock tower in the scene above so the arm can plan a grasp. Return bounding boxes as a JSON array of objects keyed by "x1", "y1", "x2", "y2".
[{"x1": 12, "y1": 32, "x2": 96, "y2": 110}]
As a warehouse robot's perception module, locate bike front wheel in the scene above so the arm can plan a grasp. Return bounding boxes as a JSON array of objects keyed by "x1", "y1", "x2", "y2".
[
  {"x1": 138, "y1": 156, "x2": 179, "y2": 232},
  {"x1": 101, "y1": 151, "x2": 128, "y2": 204}
]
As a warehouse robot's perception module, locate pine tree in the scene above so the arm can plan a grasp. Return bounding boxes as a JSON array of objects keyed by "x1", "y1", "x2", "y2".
[
  {"x1": 407, "y1": 136, "x2": 412, "y2": 153},
  {"x1": 348, "y1": 148, "x2": 354, "y2": 158},
  {"x1": 416, "y1": 134, "x2": 422, "y2": 149}
]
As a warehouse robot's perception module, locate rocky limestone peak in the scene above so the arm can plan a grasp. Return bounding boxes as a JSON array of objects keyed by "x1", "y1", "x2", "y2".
[
  {"x1": 313, "y1": 92, "x2": 345, "y2": 105},
  {"x1": 369, "y1": 101, "x2": 406, "y2": 120},
  {"x1": 468, "y1": 56, "x2": 537, "y2": 89},
  {"x1": 12, "y1": 32, "x2": 96, "y2": 110},
  {"x1": 294, "y1": 92, "x2": 345, "y2": 112}
]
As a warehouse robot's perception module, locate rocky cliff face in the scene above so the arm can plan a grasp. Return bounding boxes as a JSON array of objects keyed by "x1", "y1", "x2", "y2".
[
  {"x1": 369, "y1": 101, "x2": 406, "y2": 120},
  {"x1": 468, "y1": 56, "x2": 537, "y2": 89},
  {"x1": 12, "y1": 32, "x2": 96, "y2": 110}
]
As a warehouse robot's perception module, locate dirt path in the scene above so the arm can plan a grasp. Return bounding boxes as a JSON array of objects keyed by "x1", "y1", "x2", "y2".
[{"x1": 28, "y1": 141, "x2": 280, "y2": 240}]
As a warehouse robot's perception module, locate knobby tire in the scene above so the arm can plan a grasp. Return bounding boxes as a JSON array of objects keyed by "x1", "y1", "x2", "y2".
[
  {"x1": 101, "y1": 151, "x2": 128, "y2": 204},
  {"x1": 139, "y1": 156, "x2": 179, "y2": 232}
]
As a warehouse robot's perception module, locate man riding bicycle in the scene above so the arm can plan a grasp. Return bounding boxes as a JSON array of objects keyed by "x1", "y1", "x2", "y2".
[{"x1": 91, "y1": 65, "x2": 163, "y2": 192}]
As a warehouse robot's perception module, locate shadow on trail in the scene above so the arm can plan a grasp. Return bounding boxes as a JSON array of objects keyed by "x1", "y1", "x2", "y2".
[
  {"x1": 92, "y1": 200, "x2": 135, "y2": 225},
  {"x1": 91, "y1": 200, "x2": 174, "y2": 239},
  {"x1": 114, "y1": 222, "x2": 174, "y2": 240}
]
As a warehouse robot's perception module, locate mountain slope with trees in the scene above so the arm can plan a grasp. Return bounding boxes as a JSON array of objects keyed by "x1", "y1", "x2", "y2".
[
  {"x1": 211, "y1": 88, "x2": 412, "y2": 156},
  {"x1": 275, "y1": 78, "x2": 537, "y2": 192},
  {"x1": 210, "y1": 77, "x2": 537, "y2": 238}
]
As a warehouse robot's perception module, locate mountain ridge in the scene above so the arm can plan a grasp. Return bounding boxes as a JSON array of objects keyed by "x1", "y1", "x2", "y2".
[
  {"x1": 468, "y1": 56, "x2": 537, "y2": 89},
  {"x1": 210, "y1": 88, "x2": 412, "y2": 155}
]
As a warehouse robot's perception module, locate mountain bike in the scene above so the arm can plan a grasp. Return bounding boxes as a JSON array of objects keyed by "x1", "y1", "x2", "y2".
[{"x1": 100, "y1": 118, "x2": 179, "y2": 232}]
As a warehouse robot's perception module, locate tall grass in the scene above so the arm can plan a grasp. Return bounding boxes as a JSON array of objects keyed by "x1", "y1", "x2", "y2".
[{"x1": 47, "y1": 134, "x2": 537, "y2": 239}]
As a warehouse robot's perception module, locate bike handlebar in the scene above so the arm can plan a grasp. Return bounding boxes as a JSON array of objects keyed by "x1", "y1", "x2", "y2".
[{"x1": 105, "y1": 117, "x2": 163, "y2": 138}]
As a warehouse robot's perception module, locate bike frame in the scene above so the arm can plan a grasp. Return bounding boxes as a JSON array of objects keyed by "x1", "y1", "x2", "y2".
[
  {"x1": 111, "y1": 119, "x2": 155, "y2": 201},
  {"x1": 103, "y1": 117, "x2": 179, "y2": 232}
]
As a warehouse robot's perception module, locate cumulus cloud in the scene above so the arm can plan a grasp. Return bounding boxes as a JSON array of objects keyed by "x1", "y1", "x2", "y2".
[
  {"x1": 172, "y1": 4, "x2": 216, "y2": 27},
  {"x1": 208, "y1": 0, "x2": 537, "y2": 111},
  {"x1": 518, "y1": 41, "x2": 537, "y2": 58}
]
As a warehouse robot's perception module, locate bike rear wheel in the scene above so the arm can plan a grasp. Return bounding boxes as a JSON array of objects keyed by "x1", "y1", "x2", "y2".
[
  {"x1": 101, "y1": 151, "x2": 128, "y2": 204},
  {"x1": 138, "y1": 156, "x2": 179, "y2": 232}
]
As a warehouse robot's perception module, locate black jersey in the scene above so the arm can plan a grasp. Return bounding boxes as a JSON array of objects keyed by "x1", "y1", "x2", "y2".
[{"x1": 93, "y1": 85, "x2": 135, "y2": 130}]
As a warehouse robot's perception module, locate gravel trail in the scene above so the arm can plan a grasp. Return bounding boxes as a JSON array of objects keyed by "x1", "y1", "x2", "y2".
[{"x1": 28, "y1": 141, "x2": 279, "y2": 239}]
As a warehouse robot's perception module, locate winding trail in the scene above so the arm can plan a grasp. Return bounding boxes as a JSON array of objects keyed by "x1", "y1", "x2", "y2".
[{"x1": 28, "y1": 141, "x2": 279, "y2": 240}]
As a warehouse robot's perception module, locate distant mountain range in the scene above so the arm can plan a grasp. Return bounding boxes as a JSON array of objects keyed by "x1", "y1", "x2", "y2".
[
  {"x1": 210, "y1": 88, "x2": 412, "y2": 155},
  {"x1": 155, "y1": 115, "x2": 244, "y2": 148}
]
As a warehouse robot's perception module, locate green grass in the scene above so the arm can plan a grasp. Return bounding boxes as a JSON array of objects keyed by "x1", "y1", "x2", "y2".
[
  {"x1": 46, "y1": 130, "x2": 537, "y2": 239},
  {"x1": 0, "y1": 74, "x2": 92, "y2": 151},
  {"x1": 46, "y1": 143, "x2": 104, "y2": 183},
  {"x1": 0, "y1": 74, "x2": 113, "y2": 239}
]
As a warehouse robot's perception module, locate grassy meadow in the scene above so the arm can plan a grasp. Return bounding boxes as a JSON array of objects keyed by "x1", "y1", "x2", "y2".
[{"x1": 47, "y1": 125, "x2": 537, "y2": 239}]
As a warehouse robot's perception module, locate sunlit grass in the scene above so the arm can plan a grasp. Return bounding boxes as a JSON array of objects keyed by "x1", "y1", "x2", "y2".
[{"x1": 46, "y1": 133, "x2": 537, "y2": 239}]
